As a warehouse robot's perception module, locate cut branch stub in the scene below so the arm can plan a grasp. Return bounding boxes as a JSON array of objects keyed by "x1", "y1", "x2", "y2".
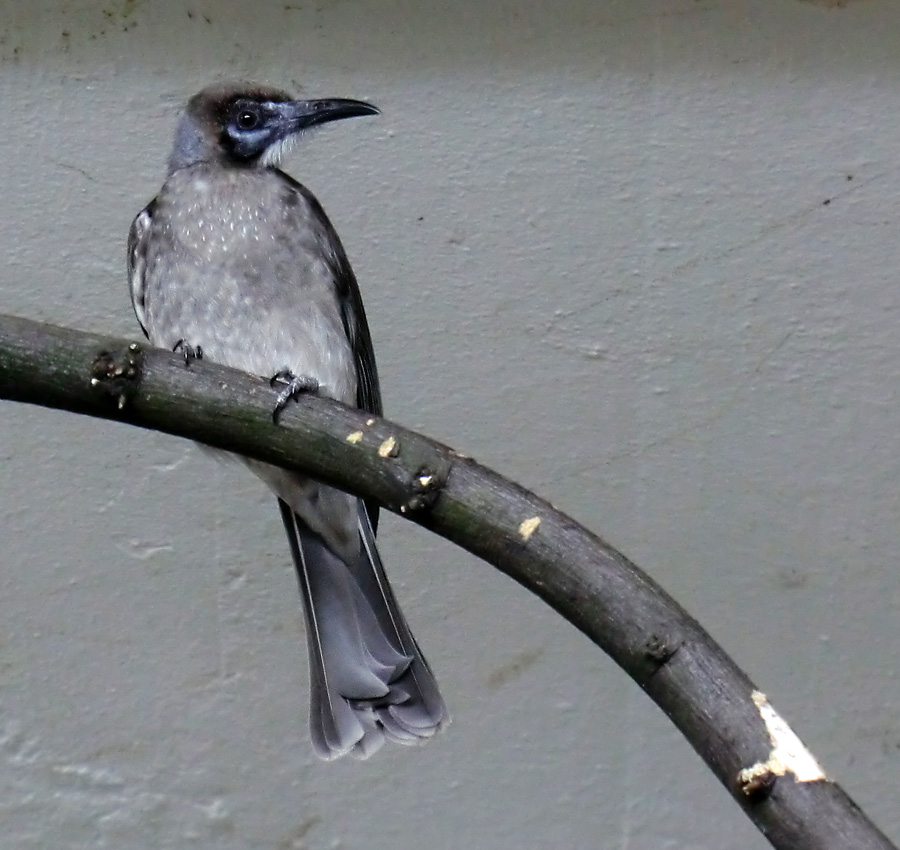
[{"x1": 90, "y1": 342, "x2": 145, "y2": 410}]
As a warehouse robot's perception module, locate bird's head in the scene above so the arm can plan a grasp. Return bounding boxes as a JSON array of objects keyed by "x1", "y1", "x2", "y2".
[{"x1": 168, "y1": 83, "x2": 379, "y2": 174}]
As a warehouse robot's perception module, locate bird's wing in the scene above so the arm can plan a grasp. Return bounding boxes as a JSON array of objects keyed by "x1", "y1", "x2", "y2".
[
  {"x1": 337, "y1": 257, "x2": 382, "y2": 418},
  {"x1": 279, "y1": 173, "x2": 382, "y2": 417},
  {"x1": 127, "y1": 203, "x2": 155, "y2": 339}
]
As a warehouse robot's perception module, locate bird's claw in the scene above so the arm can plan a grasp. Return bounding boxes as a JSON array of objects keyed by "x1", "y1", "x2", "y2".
[
  {"x1": 173, "y1": 339, "x2": 203, "y2": 366},
  {"x1": 270, "y1": 369, "x2": 319, "y2": 422}
]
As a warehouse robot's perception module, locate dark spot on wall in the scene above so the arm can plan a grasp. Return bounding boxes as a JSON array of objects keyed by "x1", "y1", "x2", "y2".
[
  {"x1": 276, "y1": 815, "x2": 320, "y2": 849},
  {"x1": 777, "y1": 567, "x2": 809, "y2": 590},
  {"x1": 798, "y1": 0, "x2": 867, "y2": 7},
  {"x1": 486, "y1": 647, "x2": 545, "y2": 690}
]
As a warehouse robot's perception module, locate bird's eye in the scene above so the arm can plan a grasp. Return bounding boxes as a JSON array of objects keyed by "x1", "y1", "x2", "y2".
[{"x1": 236, "y1": 109, "x2": 260, "y2": 130}]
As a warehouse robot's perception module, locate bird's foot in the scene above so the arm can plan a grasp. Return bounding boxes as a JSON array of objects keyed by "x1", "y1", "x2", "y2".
[
  {"x1": 173, "y1": 339, "x2": 203, "y2": 366},
  {"x1": 270, "y1": 369, "x2": 320, "y2": 422}
]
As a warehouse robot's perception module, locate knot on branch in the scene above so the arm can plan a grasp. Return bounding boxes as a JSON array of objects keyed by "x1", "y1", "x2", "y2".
[
  {"x1": 644, "y1": 634, "x2": 680, "y2": 668},
  {"x1": 90, "y1": 342, "x2": 144, "y2": 410},
  {"x1": 400, "y1": 465, "x2": 445, "y2": 514}
]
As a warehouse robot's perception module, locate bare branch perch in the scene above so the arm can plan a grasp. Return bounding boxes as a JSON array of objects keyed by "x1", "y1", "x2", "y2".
[{"x1": 0, "y1": 312, "x2": 894, "y2": 850}]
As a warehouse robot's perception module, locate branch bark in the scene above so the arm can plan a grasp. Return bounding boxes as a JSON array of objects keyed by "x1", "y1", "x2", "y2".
[{"x1": 0, "y1": 312, "x2": 894, "y2": 850}]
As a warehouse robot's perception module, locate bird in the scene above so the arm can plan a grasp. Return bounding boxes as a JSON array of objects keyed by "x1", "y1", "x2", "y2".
[{"x1": 127, "y1": 82, "x2": 448, "y2": 759}]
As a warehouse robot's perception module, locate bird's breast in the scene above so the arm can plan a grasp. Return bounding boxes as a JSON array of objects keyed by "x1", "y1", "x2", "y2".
[{"x1": 142, "y1": 168, "x2": 357, "y2": 405}]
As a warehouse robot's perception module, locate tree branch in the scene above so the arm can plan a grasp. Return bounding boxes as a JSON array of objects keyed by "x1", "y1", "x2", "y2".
[{"x1": 0, "y1": 312, "x2": 893, "y2": 850}]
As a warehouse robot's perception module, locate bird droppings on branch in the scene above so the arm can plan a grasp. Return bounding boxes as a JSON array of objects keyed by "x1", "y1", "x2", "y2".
[
  {"x1": 378, "y1": 436, "x2": 399, "y2": 458},
  {"x1": 519, "y1": 516, "x2": 541, "y2": 540},
  {"x1": 741, "y1": 691, "x2": 826, "y2": 786}
]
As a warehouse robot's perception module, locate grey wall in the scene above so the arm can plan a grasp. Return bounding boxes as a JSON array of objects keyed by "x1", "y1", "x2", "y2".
[{"x1": 0, "y1": 0, "x2": 898, "y2": 847}]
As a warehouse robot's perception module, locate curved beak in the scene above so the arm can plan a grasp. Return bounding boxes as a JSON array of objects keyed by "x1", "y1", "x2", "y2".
[{"x1": 276, "y1": 98, "x2": 380, "y2": 132}]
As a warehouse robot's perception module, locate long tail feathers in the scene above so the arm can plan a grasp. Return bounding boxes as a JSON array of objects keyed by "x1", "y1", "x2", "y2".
[{"x1": 278, "y1": 499, "x2": 448, "y2": 760}]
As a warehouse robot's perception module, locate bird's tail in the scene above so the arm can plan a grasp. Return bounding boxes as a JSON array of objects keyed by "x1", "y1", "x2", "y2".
[{"x1": 278, "y1": 498, "x2": 448, "y2": 759}]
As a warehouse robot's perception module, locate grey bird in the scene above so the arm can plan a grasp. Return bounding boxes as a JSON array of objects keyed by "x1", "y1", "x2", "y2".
[{"x1": 127, "y1": 82, "x2": 447, "y2": 759}]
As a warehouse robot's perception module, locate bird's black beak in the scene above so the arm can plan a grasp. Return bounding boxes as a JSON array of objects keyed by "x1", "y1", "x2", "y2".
[{"x1": 277, "y1": 98, "x2": 380, "y2": 132}]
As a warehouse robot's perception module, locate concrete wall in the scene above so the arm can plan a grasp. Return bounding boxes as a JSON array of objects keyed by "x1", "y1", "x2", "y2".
[{"x1": 0, "y1": 0, "x2": 898, "y2": 847}]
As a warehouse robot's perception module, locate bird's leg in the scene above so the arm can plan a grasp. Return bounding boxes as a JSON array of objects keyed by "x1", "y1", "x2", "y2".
[
  {"x1": 172, "y1": 339, "x2": 203, "y2": 365},
  {"x1": 270, "y1": 369, "x2": 320, "y2": 422}
]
